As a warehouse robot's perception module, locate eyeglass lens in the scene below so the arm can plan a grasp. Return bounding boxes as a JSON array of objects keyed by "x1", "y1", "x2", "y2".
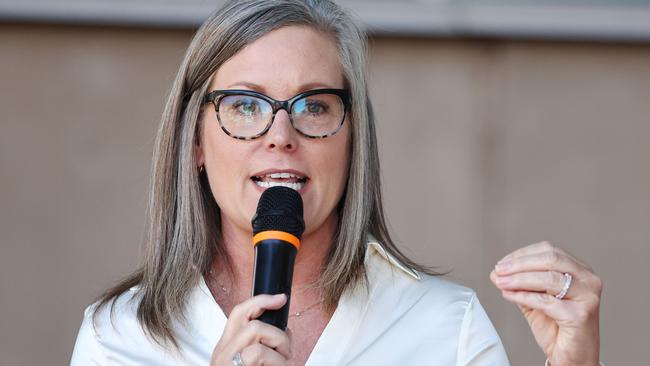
[{"x1": 218, "y1": 93, "x2": 344, "y2": 138}]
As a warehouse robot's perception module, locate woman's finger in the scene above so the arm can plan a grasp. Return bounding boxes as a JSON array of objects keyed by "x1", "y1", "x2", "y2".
[
  {"x1": 497, "y1": 241, "x2": 554, "y2": 264},
  {"x1": 222, "y1": 294, "x2": 287, "y2": 339},
  {"x1": 498, "y1": 241, "x2": 590, "y2": 270},
  {"x1": 240, "y1": 343, "x2": 288, "y2": 366},
  {"x1": 231, "y1": 294, "x2": 287, "y2": 321},
  {"x1": 491, "y1": 270, "x2": 583, "y2": 299},
  {"x1": 494, "y1": 251, "x2": 584, "y2": 278},
  {"x1": 500, "y1": 289, "x2": 572, "y2": 323},
  {"x1": 239, "y1": 320, "x2": 292, "y2": 359}
]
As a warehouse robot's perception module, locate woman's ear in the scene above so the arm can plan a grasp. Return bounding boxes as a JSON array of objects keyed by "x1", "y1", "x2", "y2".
[
  {"x1": 195, "y1": 146, "x2": 204, "y2": 168},
  {"x1": 194, "y1": 131, "x2": 205, "y2": 168}
]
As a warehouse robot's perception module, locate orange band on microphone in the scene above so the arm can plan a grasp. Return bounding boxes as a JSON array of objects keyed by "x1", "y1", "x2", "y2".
[{"x1": 253, "y1": 231, "x2": 301, "y2": 250}]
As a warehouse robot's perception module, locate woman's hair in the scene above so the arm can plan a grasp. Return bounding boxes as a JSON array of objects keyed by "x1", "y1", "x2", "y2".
[{"x1": 92, "y1": 0, "x2": 438, "y2": 351}]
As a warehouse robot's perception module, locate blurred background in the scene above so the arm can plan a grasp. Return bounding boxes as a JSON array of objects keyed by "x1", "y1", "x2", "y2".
[{"x1": 1, "y1": 0, "x2": 649, "y2": 365}]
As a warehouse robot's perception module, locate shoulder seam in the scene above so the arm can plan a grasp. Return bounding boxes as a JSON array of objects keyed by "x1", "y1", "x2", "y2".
[
  {"x1": 455, "y1": 291, "x2": 477, "y2": 366},
  {"x1": 83, "y1": 303, "x2": 111, "y2": 364}
]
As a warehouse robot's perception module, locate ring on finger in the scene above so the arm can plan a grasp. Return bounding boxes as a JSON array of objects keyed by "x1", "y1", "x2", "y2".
[
  {"x1": 555, "y1": 272, "x2": 573, "y2": 300},
  {"x1": 232, "y1": 351, "x2": 246, "y2": 366}
]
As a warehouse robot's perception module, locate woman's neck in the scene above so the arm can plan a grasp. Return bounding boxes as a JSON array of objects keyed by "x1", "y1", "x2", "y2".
[{"x1": 212, "y1": 212, "x2": 338, "y2": 294}]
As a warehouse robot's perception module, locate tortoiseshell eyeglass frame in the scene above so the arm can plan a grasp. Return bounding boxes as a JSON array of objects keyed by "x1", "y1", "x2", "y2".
[{"x1": 202, "y1": 88, "x2": 350, "y2": 140}]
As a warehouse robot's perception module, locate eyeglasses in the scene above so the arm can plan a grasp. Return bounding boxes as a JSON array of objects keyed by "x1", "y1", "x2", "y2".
[{"x1": 203, "y1": 88, "x2": 350, "y2": 140}]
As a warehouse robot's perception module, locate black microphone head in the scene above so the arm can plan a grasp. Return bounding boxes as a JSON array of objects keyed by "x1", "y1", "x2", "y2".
[{"x1": 252, "y1": 186, "x2": 305, "y2": 238}]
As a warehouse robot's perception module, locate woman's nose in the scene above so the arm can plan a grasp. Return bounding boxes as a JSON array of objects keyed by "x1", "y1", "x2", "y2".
[{"x1": 264, "y1": 109, "x2": 298, "y2": 151}]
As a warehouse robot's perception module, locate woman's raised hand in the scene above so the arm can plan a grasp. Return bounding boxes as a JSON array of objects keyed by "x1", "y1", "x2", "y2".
[
  {"x1": 490, "y1": 241, "x2": 602, "y2": 366},
  {"x1": 210, "y1": 294, "x2": 292, "y2": 366}
]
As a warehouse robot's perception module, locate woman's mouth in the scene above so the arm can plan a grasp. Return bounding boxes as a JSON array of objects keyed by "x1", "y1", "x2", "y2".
[{"x1": 251, "y1": 172, "x2": 308, "y2": 191}]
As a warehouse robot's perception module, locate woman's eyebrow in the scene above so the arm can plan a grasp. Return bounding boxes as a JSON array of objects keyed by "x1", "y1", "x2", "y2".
[
  {"x1": 224, "y1": 81, "x2": 339, "y2": 94},
  {"x1": 225, "y1": 81, "x2": 266, "y2": 92},
  {"x1": 294, "y1": 81, "x2": 339, "y2": 91}
]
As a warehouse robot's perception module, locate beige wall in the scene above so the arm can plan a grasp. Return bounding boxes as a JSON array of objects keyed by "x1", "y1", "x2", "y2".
[{"x1": 1, "y1": 24, "x2": 648, "y2": 365}]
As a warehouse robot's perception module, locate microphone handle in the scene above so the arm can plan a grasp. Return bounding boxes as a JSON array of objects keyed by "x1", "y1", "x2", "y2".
[{"x1": 252, "y1": 238, "x2": 297, "y2": 330}]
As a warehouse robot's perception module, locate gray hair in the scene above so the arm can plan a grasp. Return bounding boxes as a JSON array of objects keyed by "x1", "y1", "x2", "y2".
[{"x1": 92, "y1": 0, "x2": 437, "y2": 351}]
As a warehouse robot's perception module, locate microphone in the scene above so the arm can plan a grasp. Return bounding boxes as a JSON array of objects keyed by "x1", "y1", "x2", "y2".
[{"x1": 251, "y1": 186, "x2": 305, "y2": 330}]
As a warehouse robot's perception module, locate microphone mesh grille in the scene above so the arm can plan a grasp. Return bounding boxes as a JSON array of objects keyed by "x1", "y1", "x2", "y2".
[{"x1": 252, "y1": 186, "x2": 304, "y2": 238}]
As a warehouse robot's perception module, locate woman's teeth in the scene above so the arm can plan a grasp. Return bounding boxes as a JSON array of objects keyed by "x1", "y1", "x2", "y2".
[
  {"x1": 252, "y1": 172, "x2": 307, "y2": 191},
  {"x1": 254, "y1": 180, "x2": 305, "y2": 191},
  {"x1": 267, "y1": 172, "x2": 298, "y2": 179}
]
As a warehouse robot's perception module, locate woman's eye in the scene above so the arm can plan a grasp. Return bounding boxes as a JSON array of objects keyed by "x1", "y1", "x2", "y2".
[
  {"x1": 233, "y1": 99, "x2": 259, "y2": 116},
  {"x1": 305, "y1": 101, "x2": 327, "y2": 115}
]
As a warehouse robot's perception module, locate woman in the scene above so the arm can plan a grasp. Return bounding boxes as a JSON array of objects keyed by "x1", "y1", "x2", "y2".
[{"x1": 71, "y1": 0, "x2": 603, "y2": 365}]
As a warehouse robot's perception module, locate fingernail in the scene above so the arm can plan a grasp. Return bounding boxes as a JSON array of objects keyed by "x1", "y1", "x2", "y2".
[
  {"x1": 495, "y1": 261, "x2": 511, "y2": 272},
  {"x1": 495, "y1": 276, "x2": 510, "y2": 286}
]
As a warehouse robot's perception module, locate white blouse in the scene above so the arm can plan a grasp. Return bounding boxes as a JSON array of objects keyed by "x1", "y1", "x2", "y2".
[{"x1": 71, "y1": 238, "x2": 510, "y2": 365}]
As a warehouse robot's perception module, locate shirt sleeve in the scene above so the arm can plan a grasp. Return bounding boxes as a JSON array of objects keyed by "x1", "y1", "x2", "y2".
[
  {"x1": 70, "y1": 304, "x2": 107, "y2": 365},
  {"x1": 456, "y1": 293, "x2": 510, "y2": 366}
]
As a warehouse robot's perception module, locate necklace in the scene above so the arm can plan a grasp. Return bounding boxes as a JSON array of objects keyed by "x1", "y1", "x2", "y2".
[
  {"x1": 288, "y1": 298, "x2": 325, "y2": 317},
  {"x1": 206, "y1": 270, "x2": 324, "y2": 318}
]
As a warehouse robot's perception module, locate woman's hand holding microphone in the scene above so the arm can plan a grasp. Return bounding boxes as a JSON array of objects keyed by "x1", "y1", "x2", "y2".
[{"x1": 210, "y1": 294, "x2": 292, "y2": 366}]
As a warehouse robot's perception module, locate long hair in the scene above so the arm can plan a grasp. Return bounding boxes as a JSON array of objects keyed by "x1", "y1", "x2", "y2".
[{"x1": 92, "y1": 0, "x2": 439, "y2": 351}]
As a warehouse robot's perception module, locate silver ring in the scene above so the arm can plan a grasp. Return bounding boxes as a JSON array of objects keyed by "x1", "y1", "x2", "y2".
[
  {"x1": 232, "y1": 351, "x2": 246, "y2": 366},
  {"x1": 555, "y1": 272, "x2": 573, "y2": 300}
]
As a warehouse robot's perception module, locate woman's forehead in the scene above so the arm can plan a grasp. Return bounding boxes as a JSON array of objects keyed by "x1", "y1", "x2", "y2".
[{"x1": 211, "y1": 25, "x2": 344, "y2": 97}]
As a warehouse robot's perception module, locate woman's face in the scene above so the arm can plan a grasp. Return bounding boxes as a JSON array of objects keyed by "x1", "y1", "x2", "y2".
[{"x1": 198, "y1": 25, "x2": 351, "y2": 238}]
